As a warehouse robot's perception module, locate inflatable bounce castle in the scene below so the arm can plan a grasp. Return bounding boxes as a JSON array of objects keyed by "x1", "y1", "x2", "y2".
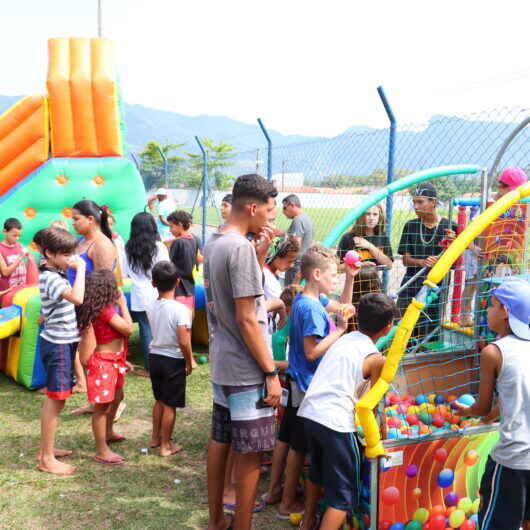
[{"x1": 0, "y1": 38, "x2": 145, "y2": 389}]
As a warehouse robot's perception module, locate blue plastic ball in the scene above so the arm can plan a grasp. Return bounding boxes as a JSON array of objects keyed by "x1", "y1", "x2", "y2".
[
  {"x1": 458, "y1": 393, "x2": 476, "y2": 407},
  {"x1": 390, "y1": 524, "x2": 405, "y2": 530},
  {"x1": 437, "y1": 468, "x2": 455, "y2": 488},
  {"x1": 435, "y1": 395, "x2": 445, "y2": 405},
  {"x1": 415, "y1": 394, "x2": 427, "y2": 405}
]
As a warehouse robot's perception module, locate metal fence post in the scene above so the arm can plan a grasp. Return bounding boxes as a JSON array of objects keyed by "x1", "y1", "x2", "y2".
[
  {"x1": 155, "y1": 144, "x2": 168, "y2": 189},
  {"x1": 377, "y1": 86, "x2": 396, "y2": 292},
  {"x1": 195, "y1": 136, "x2": 208, "y2": 248},
  {"x1": 257, "y1": 118, "x2": 272, "y2": 181}
]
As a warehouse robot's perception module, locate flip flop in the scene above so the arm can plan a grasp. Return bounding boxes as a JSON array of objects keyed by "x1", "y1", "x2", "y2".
[
  {"x1": 276, "y1": 509, "x2": 304, "y2": 521},
  {"x1": 106, "y1": 434, "x2": 127, "y2": 444},
  {"x1": 93, "y1": 455, "x2": 125, "y2": 466},
  {"x1": 223, "y1": 501, "x2": 265, "y2": 513}
]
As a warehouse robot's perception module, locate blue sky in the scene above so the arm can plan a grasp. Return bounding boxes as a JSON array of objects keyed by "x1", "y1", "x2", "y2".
[{"x1": 2, "y1": 0, "x2": 530, "y2": 137}]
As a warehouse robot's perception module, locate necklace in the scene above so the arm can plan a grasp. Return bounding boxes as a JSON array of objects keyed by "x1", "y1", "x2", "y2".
[{"x1": 419, "y1": 218, "x2": 440, "y2": 246}]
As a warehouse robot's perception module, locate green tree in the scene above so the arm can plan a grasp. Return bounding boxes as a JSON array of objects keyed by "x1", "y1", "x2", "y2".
[
  {"x1": 138, "y1": 141, "x2": 185, "y2": 190},
  {"x1": 185, "y1": 138, "x2": 237, "y2": 190}
]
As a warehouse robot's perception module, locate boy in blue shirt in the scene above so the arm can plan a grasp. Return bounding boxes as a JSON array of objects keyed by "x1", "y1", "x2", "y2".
[{"x1": 274, "y1": 244, "x2": 359, "y2": 519}]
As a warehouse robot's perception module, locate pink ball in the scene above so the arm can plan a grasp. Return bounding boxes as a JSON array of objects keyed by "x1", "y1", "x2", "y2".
[
  {"x1": 382, "y1": 486, "x2": 400, "y2": 505},
  {"x1": 344, "y1": 250, "x2": 361, "y2": 267},
  {"x1": 434, "y1": 447, "x2": 448, "y2": 463}
]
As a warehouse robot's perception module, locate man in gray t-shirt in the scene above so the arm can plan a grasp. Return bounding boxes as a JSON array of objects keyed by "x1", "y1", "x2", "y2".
[
  {"x1": 282, "y1": 194, "x2": 314, "y2": 284},
  {"x1": 203, "y1": 174, "x2": 282, "y2": 530},
  {"x1": 204, "y1": 230, "x2": 268, "y2": 385}
]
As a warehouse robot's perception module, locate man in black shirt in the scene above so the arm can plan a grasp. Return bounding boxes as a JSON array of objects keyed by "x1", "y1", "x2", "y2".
[{"x1": 398, "y1": 182, "x2": 455, "y2": 341}]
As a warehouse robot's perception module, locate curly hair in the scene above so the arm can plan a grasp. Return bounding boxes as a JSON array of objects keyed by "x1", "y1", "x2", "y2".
[
  {"x1": 76, "y1": 270, "x2": 120, "y2": 332},
  {"x1": 125, "y1": 212, "x2": 160, "y2": 275},
  {"x1": 167, "y1": 210, "x2": 193, "y2": 230},
  {"x1": 268, "y1": 235, "x2": 300, "y2": 264}
]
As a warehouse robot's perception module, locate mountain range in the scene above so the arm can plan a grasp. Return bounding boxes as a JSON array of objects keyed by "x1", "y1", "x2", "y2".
[{"x1": 2, "y1": 94, "x2": 528, "y2": 181}]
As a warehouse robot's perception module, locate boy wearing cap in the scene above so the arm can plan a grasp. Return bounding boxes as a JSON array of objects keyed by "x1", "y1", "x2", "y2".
[
  {"x1": 397, "y1": 182, "x2": 455, "y2": 339},
  {"x1": 456, "y1": 278, "x2": 530, "y2": 530}
]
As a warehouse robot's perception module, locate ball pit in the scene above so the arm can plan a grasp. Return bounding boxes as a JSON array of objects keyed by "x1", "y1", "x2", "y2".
[{"x1": 384, "y1": 393, "x2": 481, "y2": 440}]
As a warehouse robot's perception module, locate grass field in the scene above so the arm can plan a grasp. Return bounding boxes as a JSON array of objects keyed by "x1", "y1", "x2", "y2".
[
  {"x1": 188, "y1": 206, "x2": 419, "y2": 250},
  {"x1": 0, "y1": 332, "x2": 289, "y2": 530}
]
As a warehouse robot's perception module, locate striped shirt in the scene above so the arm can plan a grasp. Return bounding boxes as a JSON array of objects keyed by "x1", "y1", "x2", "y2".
[{"x1": 39, "y1": 268, "x2": 79, "y2": 344}]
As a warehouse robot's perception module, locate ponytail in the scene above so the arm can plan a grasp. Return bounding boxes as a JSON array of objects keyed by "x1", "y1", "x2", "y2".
[{"x1": 73, "y1": 199, "x2": 113, "y2": 242}]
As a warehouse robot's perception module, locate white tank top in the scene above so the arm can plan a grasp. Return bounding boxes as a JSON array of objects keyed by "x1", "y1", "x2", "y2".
[{"x1": 491, "y1": 334, "x2": 530, "y2": 470}]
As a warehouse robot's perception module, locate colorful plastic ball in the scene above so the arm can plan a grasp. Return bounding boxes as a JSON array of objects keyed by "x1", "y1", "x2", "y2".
[
  {"x1": 434, "y1": 447, "x2": 448, "y2": 462},
  {"x1": 470, "y1": 513, "x2": 478, "y2": 523},
  {"x1": 429, "y1": 515, "x2": 446, "y2": 530},
  {"x1": 407, "y1": 414, "x2": 420, "y2": 425},
  {"x1": 389, "y1": 524, "x2": 405, "y2": 530},
  {"x1": 464, "y1": 449, "x2": 480, "y2": 466},
  {"x1": 446, "y1": 506, "x2": 456, "y2": 517},
  {"x1": 435, "y1": 395, "x2": 445, "y2": 405},
  {"x1": 419, "y1": 424, "x2": 431, "y2": 435},
  {"x1": 198, "y1": 355, "x2": 208, "y2": 364},
  {"x1": 412, "y1": 507, "x2": 429, "y2": 524},
  {"x1": 419, "y1": 412, "x2": 432, "y2": 425},
  {"x1": 416, "y1": 394, "x2": 427, "y2": 405},
  {"x1": 438, "y1": 468, "x2": 455, "y2": 488},
  {"x1": 428, "y1": 393, "x2": 436, "y2": 404},
  {"x1": 382, "y1": 486, "x2": 400, "y2": 505},
  {"x1": 471, "y1": 498, "x2": 480, "y2": 514},
  {"x1": 432, "y1": 417, "x2": 445, "y2": 428},
  {"x1": 448, "y1": 394, "x2": 457, "y2": 402},
  {"x1": 344, "y1": 250, "x2": 361, "y2": 267},
  {"x1": 460, "y1": 520, "x2": 476, "y2": 530},
  {"x1": 457, "y1": 394, "x2": 476, "y2": 407},
  {"x1": 457, "y1": 497, "x2": 472, "y2": 513},
  {"x1": 386, "y1": 408, "x2": 398, "y2": 416},
  {"x1": 378, "y1": 522, "x2": 392, "y2": 530},
  {"x1": 448, "y1": 509, "x2": 465, "y2": 528},
  {"x1": 444, "y1": 491, "x2": 459, "y2": 506},
  {"x1": 397, "y1": 403, "x2": 409, "y2": 414},
  {"x1": 389, "y1": 393, "x2": 401, "y2": 404},
  {"x1": 289, "y1": 513, "x2": 303, "y2": 525},
  {"x1": 426, "y1": 404, "x2": 436, "y2": 413},
  {"x1": 388, "y1": 416, "x2": 402, "y2": 428},
  {"x1": 405, "y1": 522, "x2": 422, "y2": 530},
  {"x1": 408, "y1": 405, "x2": 420, "y2": 415},
  {"x1": 406, "y1": 464, "x2": 418, "y2": 478},
  {"x1": 401, "y1": 428, "x2": 412, "y2": 436},
  {"x1": 412, "y1": 487, "x2": 422, "y2": 496}
]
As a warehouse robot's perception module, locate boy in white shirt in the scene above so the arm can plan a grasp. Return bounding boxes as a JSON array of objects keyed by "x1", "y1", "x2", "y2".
[
  {"x1": 297, "y1": 292, "x2": 395, "y2": 530},
  {"x1": 145, "y1": 261, "x2": 193, "y2": 457}
]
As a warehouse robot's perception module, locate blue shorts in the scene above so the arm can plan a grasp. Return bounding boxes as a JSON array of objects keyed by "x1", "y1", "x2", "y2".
[
  {"x1": 479, "y1": 456, "x2": 530, "y2": 530},
  {"x1": 303, "y1": 417, "x2": 363, "y2": 512},
  {"x1": 211, "y1": 383, "x2": 276, "y2": 454},
  {"x1": 40, "y1": 337, "x2": 77, "y2": 400}
]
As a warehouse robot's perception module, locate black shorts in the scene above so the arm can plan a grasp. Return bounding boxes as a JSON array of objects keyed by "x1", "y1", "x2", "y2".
[
  {"x1": 149, "y1": 354, "x2": 186, "y2": 408},
  {"x1": 303, "y1": 417, "x2": 363, "y2": 512},
  {"x1": 277, "y1": 405, "x2": 307, "y2": 453},
  {"x1": 479, "y1": 456, "x2": 530, "y2": 530}
]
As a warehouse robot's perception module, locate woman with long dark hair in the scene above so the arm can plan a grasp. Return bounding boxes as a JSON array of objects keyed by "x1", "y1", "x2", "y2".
[
  {"x1": 69, "y1": 199, "x2": 118, "y2": 414},
  {"x1": 123, "y1": 212, "x2": 169, "y2": 375}
]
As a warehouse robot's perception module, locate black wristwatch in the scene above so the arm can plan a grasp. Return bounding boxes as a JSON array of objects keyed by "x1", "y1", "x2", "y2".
[{"x1": 264, "y1": 368, "x2": 279, "y2": 377}]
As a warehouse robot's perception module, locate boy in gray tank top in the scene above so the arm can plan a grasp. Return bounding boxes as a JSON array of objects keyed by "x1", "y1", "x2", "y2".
[{"x1": 456, "y1": 278, "x2": 530, "y2": 530}]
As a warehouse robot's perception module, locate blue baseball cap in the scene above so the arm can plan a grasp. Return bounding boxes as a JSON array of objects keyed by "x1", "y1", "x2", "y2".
[{"x1": 492, "y1": 279, "x2": 530, "y2": 340}]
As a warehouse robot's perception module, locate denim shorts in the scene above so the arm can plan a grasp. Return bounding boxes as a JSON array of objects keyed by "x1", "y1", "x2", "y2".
[{"x1": 40, "y1": 338, "x2": 77, "y2": 400}]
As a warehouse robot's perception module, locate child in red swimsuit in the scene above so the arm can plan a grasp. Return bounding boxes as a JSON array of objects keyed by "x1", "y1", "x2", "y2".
[{"x1": 77, "y1": 270, "x2": 133, "y2": 465}]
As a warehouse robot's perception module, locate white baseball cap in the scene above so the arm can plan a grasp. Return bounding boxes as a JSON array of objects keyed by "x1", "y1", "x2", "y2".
[{"x1": 155, "y1": 187, "x2": 168, "y2": 196}]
